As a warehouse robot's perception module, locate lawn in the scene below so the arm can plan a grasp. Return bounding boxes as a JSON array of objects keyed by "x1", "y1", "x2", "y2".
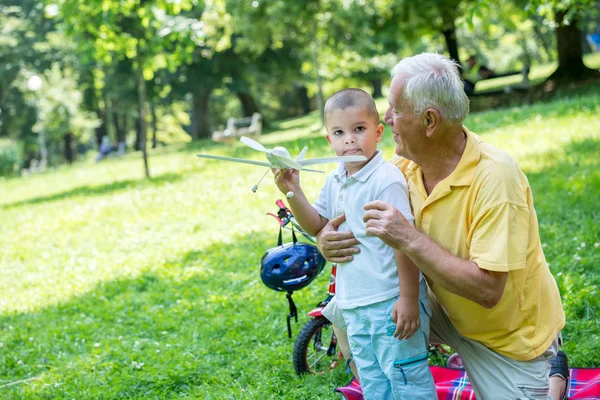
[{"x1": 1, "y1": 83, "x2": 599, "y2": 399}]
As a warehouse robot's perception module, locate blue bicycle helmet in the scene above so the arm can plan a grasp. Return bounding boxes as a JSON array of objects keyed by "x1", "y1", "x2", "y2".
[{"x1": 260, "y1": 243, "x2": 326, "y2": 292}]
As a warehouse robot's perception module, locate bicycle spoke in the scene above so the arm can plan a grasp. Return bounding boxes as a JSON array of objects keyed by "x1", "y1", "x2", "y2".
[{"x1": 309, "y1": 352, "x2": 327, "y2": 369}]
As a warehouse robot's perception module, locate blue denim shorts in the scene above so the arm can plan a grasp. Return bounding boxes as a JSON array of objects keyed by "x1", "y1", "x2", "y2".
[{"x1": 341, "y1": 280, "x2": 437, "y2": 399}]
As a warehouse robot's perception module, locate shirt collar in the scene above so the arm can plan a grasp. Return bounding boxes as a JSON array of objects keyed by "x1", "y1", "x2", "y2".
[
  {"x1": 448, "y1": 127, "x2": 480, "y2": 187},
  {"x1": 334, "y1": 150, "x2": 385, "y2": 183},
  {"x1": 404, "y1": 126, "x2": 481, "y2": 187}
]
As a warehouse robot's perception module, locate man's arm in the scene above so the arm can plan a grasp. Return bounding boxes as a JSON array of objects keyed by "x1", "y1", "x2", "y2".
[
  {"x1": 364, "y1": 201, "x2": 507, "y2": 309},
  {"x1": 404, "y1": 231, "x2": 507, "y2": 308}
]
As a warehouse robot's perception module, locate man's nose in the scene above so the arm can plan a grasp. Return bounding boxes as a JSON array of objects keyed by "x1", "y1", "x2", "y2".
[{"x1": 384, "y1": 107, "x2": 392, "y2": 124}]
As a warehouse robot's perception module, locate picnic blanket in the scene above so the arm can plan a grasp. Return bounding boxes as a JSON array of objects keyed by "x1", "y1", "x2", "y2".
[
  {"x1": 432, "y1": 366, "x2": 600, "y2": 399},
  {"x1": 335, "y1": 367, "x2": 600, "y2": 399}
]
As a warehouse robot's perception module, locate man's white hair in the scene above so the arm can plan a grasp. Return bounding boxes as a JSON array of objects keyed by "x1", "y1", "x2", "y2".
[{"x1": 391, "y1": 53, "x2": 469, "y2": 124}]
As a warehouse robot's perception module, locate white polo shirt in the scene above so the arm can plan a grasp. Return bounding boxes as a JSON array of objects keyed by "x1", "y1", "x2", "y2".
[{"x1": 313, "y1": 150, "x2": 415, "y2": 310}]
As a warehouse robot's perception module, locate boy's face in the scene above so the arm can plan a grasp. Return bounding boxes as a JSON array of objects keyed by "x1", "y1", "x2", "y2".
[{"x1": 325, "y1": 106, "x2": 383, "y2": 169}]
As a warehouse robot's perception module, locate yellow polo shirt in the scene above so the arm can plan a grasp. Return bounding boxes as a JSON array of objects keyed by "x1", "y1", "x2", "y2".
[{"x1": 391, "y1": 128, "x2": 565, "y2": 361}]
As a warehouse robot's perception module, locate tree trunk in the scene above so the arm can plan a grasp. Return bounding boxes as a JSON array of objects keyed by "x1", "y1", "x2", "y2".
[
  {"x1": 548, "y1": 9, "x2": 600, "y2": 82},
  {"x1": 190, "y1": 85, "x2": 212, "y2": 140},
  {"x1": 135, "y1": 50, "x2": 150, "y2": 178},
  {"x1": 313, "y1": 43, "x2": 325, "y2": 127},
  {"x1": 236, "y1": 91, "x2": 260, "y2": 117},
  {"x1": 441, "y1": 25, "x2": 461, "y2": 66},
  {"x1": 64, "y1": 132, "x2": 74, "y2": 164},
  {"x1": 38, "y1": 128, "x2": 48, "y2": 170},
  {"x1": 135, "y1": 117, "x2": 142, "y2": 151},
  {"x1": 296, "y1": 85, "x2": 311, "y2": 115},
  {"x1": 370, "y1": 78, "x2": 383, "y2": 98},
  {"x1": 95, "y1": 111, "x2": 107, "y2": 148},
  {"x1": 151, "y1": 102, "x2": 157, "y2": 149},
  {"x1": 113, "y1": 110, "x2": 124, "y2": 142}
]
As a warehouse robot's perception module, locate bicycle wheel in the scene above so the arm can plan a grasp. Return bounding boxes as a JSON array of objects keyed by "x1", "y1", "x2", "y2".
[{"x1": 293, "y1": 316, "x2": 338, "y2": 375}]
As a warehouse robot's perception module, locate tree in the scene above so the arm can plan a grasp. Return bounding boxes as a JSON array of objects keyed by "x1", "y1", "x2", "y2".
[
  {"x1": 0, "y1": 0, "x2": 60, "y2": 167},
  {"x1": 526, "y1": 0, "x2": 600, "y2": 82},
  {"x1": 50, "y1": 0, "x2": 197, "y2": 177}
]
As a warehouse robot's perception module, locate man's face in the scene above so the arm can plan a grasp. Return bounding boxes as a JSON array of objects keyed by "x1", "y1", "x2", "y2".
[
  {"x1": 384, "y1": 78, "x2": 424, "y2": 160},
  {"x1": 325, "y1": 106, "x2": 383, "y2": 169}
]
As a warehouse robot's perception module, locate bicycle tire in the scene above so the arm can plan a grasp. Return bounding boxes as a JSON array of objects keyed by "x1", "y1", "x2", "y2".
[{"x1": 293, "y1": 316, "x2": 337, "y2": 375}]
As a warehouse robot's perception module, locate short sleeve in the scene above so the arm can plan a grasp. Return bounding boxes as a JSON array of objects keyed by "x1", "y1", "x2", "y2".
[
  {"x1": 469, "y1": 202, "x2": 529, "y2": 272},
  {"x1": 377, "y1": 182, "x2": 414, "y2": 224},
  {"x1": 313, "y1": 179, "x2": 330, "y2": 220}
]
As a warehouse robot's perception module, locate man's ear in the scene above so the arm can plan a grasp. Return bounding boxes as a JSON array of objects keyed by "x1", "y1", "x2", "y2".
[
  {"x1": 423, "y1": 108, "x2": 440, "y2": 138},
  {"x1": 375, "y1": 123, "x2": 384, "y2": 142},
  {"x1": 325, "y1": 135, "x2": 332, "y2": 144}
]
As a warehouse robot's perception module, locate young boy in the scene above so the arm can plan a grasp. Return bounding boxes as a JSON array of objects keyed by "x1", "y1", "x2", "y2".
[{"x1": 273, "y1": 89, "x2": 436, "y2": 399}]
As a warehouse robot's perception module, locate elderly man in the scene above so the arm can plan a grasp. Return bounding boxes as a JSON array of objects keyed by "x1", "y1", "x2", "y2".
[{"x1": 320, "y1": 53, "x2": 567, "y2": 399}]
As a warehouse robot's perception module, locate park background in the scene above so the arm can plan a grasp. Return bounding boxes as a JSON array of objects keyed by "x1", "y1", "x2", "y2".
[{"x1": 1, "y1": 0, "x2": 599, "y2": 398}]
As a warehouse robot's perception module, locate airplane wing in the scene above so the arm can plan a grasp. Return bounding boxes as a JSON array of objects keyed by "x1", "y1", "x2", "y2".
[
  {"x1": 301, "y1": 167, "x2": 325, "y2": 173},
  {"x1": 196, "y1": 154, "x2": 272, "y2": 168},
  {"x1": 298, "y1": 155, "x2": 367, "y2": 167},
  {"x1": 296, "y1": 146, "x2": 308, "y2": 161},
  {"x1": 240, "y1": 136, "x2": 268, "y2": 152},
  {"x1": 273, "y1": 154, "x2": 303, "y2": 170}
]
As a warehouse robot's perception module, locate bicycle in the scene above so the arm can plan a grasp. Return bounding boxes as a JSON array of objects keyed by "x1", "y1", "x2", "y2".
[{"x1": 265, "y1": 199, "x2": 342, "y2": 375}]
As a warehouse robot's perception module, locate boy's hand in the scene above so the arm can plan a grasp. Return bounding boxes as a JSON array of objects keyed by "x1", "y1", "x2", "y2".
[
  {"x1": 272, "y1": 168, "x2": 301, "y2": 195},
  {"x1": 391, "y1": 297, "x2": 420, "y2": 341}
]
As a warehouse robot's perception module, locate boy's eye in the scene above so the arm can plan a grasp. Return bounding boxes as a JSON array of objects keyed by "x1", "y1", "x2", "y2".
[
  {"x1": 354, "y1": 126, "x2": 365, "y2": 132},
  {"x1": 333, "y1": 130, "x2": 344, "y2": 135}
]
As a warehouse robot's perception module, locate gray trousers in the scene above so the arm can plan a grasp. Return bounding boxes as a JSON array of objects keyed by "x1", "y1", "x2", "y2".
[{"x1": 428, "y1": 292, "x2": 559, "y2": 400}]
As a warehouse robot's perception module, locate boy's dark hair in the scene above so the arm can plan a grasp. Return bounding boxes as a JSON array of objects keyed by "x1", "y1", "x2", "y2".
[{"x1": 324, "y1": 88, "x2": 380, "y2": 126}]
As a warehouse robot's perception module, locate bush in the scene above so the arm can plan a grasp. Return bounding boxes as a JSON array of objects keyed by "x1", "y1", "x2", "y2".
[{"x1": 0, "y1": 139, "x2": 24, "y2": 177}]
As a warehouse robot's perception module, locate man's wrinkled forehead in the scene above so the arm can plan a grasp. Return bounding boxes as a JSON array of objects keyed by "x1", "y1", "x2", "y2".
[{"x1": 388, "y1": 77, "x2": 407, "y2": 107}]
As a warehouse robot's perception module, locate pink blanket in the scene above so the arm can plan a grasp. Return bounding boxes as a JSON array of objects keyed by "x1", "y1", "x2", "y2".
[{"x1": 335, "y1": 367, "x2": 600, "y2": 399}]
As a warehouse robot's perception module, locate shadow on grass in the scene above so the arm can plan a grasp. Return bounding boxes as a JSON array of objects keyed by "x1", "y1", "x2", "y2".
[
  {"x1": 0, "y1": 230, "x2": 336, "y2": 399},
  {"x1": 470, "y1": 78, "x2": 600, "y2": 113},
  {"x1": 1, "y1": 172, "x2": 184, "y2": 210},
  {"x1": 466, "y1": 81, "x2": 600, "y2": 133}
]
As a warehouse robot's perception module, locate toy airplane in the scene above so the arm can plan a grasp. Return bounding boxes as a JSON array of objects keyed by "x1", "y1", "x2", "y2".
[{"x1": 196, "y1": 136, "x2": 367, "y2": 198}]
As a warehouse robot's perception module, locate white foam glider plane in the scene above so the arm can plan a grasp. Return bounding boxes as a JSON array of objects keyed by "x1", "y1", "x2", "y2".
[{"x1": 196, "y1": 136, "x2": 366, "y2": 198}]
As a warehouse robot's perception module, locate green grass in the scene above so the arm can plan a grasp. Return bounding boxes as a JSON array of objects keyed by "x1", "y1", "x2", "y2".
[{"x1": 1, "y1": 84, "x2": 599, "y2": 398}]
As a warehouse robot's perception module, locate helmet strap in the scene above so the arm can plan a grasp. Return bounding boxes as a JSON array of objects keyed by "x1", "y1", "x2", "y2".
[
  {"x1": 277, "y1": 225, "x2": 298, "y2": 246},
  {"x1": 286, "y1": 291, "x2": 298, "y2": 338},
  {"x1": 277, "y1": 226, "x2": 283, "y2": 246}
]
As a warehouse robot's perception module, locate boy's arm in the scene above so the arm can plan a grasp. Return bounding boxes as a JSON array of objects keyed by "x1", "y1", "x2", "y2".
[
  {"x1": 392, "y1": 250, "x2": 421, "y2": 340},
  {"x1": 375, "y1": 179, "x2": 421, "y2": 340},
  {"x1": 273, "y1": 168, "x2": 328, "y2": 236},
  {"x1": 287, "y1": 189, "x2": 328, "y2": 237}
]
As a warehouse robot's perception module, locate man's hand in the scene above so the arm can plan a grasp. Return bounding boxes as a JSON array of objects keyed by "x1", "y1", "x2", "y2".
[
  {"x1": 272, "y1": 168, "x2": 300, "y2": 195},
  {"x1": 316, "y1": 214, "x2": 360, "y2": 263},
  {"x1": 363, "y1": 200, "x2": 416, "y2": 251},
  {"x1": 391, "y1": 297, "x2": 420, "y2": 341}
]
